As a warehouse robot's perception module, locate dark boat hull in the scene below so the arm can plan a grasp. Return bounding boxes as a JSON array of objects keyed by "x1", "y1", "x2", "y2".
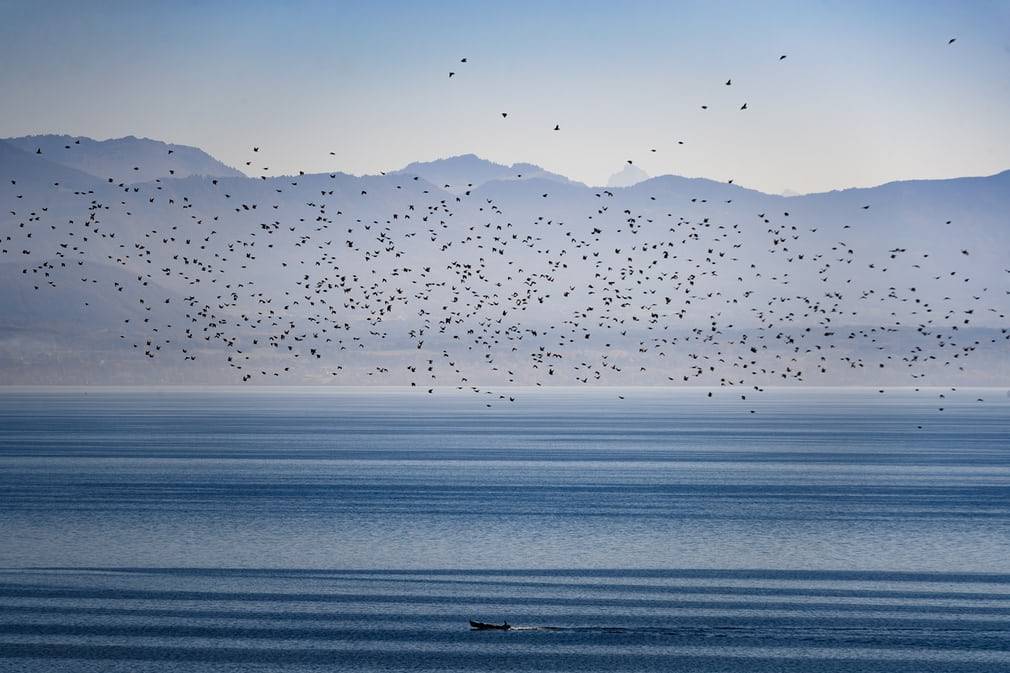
[{"x1": 470, "y1": 620, "x2": 510, "y2": 630}]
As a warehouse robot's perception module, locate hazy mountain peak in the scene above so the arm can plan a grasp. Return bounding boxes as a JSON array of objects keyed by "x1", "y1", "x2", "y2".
[
  {"x1": 607, "y1": 164, "x2": 650, "y2": 188},
  {"x1": 2, "y1": 134, "x2": 245, "y2": 183},
  {"x1": 391, "y1": 154, "x2": 578, "y2": 193}
]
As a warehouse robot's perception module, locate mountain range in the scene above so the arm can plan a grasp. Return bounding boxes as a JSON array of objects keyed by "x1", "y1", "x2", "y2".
[
  {"x1": 1, "y1": 134, "x2": 1007, "y2": 385},
  {"x1": 5, "y1": 135, "x2": 244, "y2": 184}
]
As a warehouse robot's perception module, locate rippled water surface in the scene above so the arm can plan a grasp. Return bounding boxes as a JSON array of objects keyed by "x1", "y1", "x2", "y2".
[{"x1": 1, "y1": 387, "x2": 1009, "y2": 671}]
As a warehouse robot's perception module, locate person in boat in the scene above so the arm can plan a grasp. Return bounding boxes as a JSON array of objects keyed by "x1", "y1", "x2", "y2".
[{"x1": 503, "y1": 620, "x2": 509, "y2": 630}]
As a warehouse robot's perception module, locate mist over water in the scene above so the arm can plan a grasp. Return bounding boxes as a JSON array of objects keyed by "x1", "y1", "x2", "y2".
[{"x1": 1, "y1": 388, "x2": 1009, "y2": 671}]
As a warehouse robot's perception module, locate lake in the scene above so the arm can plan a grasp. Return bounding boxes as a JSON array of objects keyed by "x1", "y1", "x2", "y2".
[{"x1": 1, "y1": 387, "x2": 1009, "y2": 671}]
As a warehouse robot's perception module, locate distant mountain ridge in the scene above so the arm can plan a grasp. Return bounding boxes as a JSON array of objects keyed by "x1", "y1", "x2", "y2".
[
  {"x1": 607, "y1": 163, "x2": 650, "y2": 188},
  {"x1": 390, "y1": 154, "x2": 580, "y2": 193},
  {"x1": 3, "y1": 134, "x2": 245, "y2": 183},
  {"x1": 2, "y1": 133, "x2": 1009, "y2": 384},
  {"x1": 7, "y1": 133, "x2": 1007, "y2": 199},
  {"x1": 0, "y1": 139, "x2": 100, "y2": 188}
]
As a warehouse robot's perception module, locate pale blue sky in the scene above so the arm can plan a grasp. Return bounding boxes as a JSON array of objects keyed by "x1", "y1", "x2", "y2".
[{"x1": 1, "y1": 0, "x2": 1008, "y2": 192}]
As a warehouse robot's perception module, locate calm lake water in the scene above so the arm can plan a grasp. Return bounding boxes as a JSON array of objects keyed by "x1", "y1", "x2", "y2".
[{"x1": 1, "y1": 387, "x2": 1009, "y2": 671}]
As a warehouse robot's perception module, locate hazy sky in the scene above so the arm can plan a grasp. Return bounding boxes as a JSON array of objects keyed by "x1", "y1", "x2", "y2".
[{"x1": 2, "y1": 0, "x2": 1009, "y2": 193}]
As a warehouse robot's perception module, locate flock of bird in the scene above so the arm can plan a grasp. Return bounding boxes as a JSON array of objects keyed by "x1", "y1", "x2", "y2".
[
  {"x1": 3, "y1": 37, "x2": 1007, "y2": 411},
  {"x1": 450, "y1": 53, "x2": 781, "y2": 127}
]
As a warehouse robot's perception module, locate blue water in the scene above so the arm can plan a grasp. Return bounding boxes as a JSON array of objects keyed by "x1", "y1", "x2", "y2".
[{"x1": 1, "y1": 387, "x2": 1009, "y2": 671}]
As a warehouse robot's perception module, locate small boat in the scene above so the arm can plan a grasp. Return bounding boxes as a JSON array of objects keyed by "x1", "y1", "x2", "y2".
[{"x1": 470, "y1": 620, "x2": 510, "y2": 631}]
